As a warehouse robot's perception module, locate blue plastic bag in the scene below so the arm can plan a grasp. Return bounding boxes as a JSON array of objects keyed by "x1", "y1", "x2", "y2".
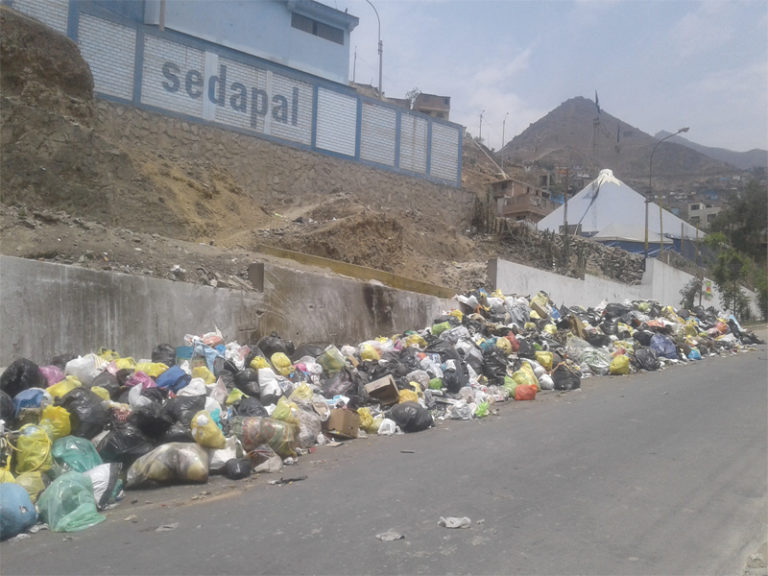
[
  {"x1": 650, "y1": 333, "x2": 678, "y2": 360},
  {"x1": 0, "y1": 483, "x2": 38, "y2": 540},
  {"x1": 155, "y1": 365, "x2": 191, "y2": 393}
]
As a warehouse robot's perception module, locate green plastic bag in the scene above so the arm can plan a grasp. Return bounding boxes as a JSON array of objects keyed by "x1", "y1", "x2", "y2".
[
  {"x1": 52, "y1": 436, "x2": 103, "y2": 474},
  {"x1": 37, "y1": 471, "x2": 105, "y2": 532}
]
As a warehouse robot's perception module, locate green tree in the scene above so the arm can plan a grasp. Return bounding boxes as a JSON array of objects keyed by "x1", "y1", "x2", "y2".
[
  {"x1": 709, "y1": 179, "x2": 767, "y2": 266},
  {"x1": 704, "y1": 232, "x2": 753, "y2": 319}
]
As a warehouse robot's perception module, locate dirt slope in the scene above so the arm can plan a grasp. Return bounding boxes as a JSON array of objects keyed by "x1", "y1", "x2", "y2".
[{"x1": 1, "y1": 7, "x2": 504, "y2": 292}]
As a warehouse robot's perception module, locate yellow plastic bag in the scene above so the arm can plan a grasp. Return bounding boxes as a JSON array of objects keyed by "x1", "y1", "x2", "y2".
[
  {"x1": 89, "y1": 386, "x2": 111, "y2": 402},
  {"x1": 450, "y1": 309, "x2": 464, "y2": 324},
  {"x1": 40, "y1": 405, "x2": 71, "y2": 440},
  {"x1": 359, "y1": 342, "x2": 381, "y2": 362},
  {"x1": 249, "y1": 356, "x2": 270, "y2": 370},
  {"x1": 0, "y1": 459, "x2": 14, "y2": 483},
  {"x1": 512, "y1": 363, "x2": 539, "y2": 390},
  {"x1": 524, "y1": 321, "x2": 538, "y2": 331},
  {"x1": 14, "y1": 424, "x2": 53, "y2": 474},
  {"x1": 47, "y1": 375, "x2": 82, "y2": 399},
  {"x1": 98, "y1": 348, "x2": 121, "y2": 362},
  {"x1": 398, "y1": 389, "x2": 419, "y2": 404},
  {"x1": 356, "y1": 407, "x2": 383, "y2": 434},
  {"x1": 226, "y1": 388, "x2": 246, "y2": 405},
  {"x1": 289, "y1": 383, "x2": 314, "y2": 405},
  {"x1": 405, "y1": 333, "x2": 428, "y2": 348},
  {"x1": 134, "y1": 362, "x2": 169, "y2": 379},
  {"x1": 191, "y1": 365, "x2": 216, "y2": 385},
  {"x1": 190, "y1": 411, "x2": 226, "y2": 449},
  {"x1": 535, "y1": 350, "x2": 553, "y2": 371},
  {"x1": 273, "y1": 396, "x2": 300, "y2": 425},
  {"x1": 542, "y1": 324, "x2": 557, "y2": 336},
  {"x1": 496, "y1": 337, "x2": 512, "y2": 355},
  {"x1": 610, "y1": 354, "x2": 630, "y2": 375},
  {"x1": 270, "y1": 353, "x2": 294, "y2": 377},
  {"x1": 15, "y1": 471, "x2": 47, "y2": 503},
  {"x1": 114, "y1": 357, "x2": 137, "y2": 371}
]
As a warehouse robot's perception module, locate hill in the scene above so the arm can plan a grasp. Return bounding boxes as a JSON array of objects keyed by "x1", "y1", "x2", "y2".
[
  {"x1": 655, "y1": 130, "x2": 767, "y2": 171},
  {"x1": 501, "y1": 96, "x2": 746, "y2": 194}
]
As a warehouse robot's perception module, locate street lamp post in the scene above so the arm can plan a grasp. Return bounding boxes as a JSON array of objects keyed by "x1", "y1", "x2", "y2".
[
  {"x1": 501, "y1": 112, "x2": 509, "y2": 174},
  {"x1": 645, "y1": 126, "x2": 689, "y2": 259},
  {"x1": 365, "y1": 0, "x2": 383, "y2": 99},
  {"x1": 479, "y1": 109, "x2": 485, "y2": 143}
]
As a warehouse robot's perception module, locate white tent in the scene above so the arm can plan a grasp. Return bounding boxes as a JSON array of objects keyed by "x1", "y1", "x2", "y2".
[{"x1": 537, "y1": 169, "x2": 699, "y2": 249}]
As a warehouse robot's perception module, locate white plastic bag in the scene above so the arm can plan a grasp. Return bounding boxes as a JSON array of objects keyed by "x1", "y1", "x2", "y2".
[{"x1": 377, "y1": 418, "x2": 398, "y2": 436}]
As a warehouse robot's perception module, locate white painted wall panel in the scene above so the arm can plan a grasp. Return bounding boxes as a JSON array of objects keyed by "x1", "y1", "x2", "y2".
[
  {"x1": 141, "y1": 36, "x2": 205, "y2": 117},
  {"x1": 268, "y1": 72, "x2": 313, "y2": 145},
  {"x1": 399, "y1": 115, "x2": 427, "y2": 174},
  {"x1": 78, "y1": 15, "x2": 136, "y2": 99},
  {"x1": 10, "y1": 0, "x2": 68, "y2": 33},
  {"x1": 208, "y1": 57, "x2": 268, "y2": 132},
  {"x1": 430, "y1": 123, "x2": 460, "y2": 181},
  {"x1": 360, "y1": 103, "x2": 396, "y2": 166},
  {"x1": 316, "y1": 88, "x2": 356, "y2": 157}
]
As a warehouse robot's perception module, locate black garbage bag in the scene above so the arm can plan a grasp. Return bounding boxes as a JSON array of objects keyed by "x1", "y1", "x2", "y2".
[
  {"x1": 0, "y1": 358, "x2": 46, "y2": 398},
  {"x1": 161, "y1": 395, "x2": 206, "y2": 427},
  {"x1": 159, "y1": 421, "x2": 194, "y2": 443},
  {"x1": 322, "y1": 368, "x2": 357, "y2": 398},
  {"x1": 90, "y1": 371, "x2": 121, "y2": 400},
  {"x1": 387, "y1": 402, "x2": 433, "y2": 433},
  {"x1": 516, "y1": 338, "x2": 536, "y2": 359},
  {"x1": 223, "y1": 458, "x2": 252, "y2": 480},
  {"x1": 233, "y1": 369, "x2": 260, "y2": 397},
  {"x1": 141, "y1": 386, "x2": 167, "y2": 403},
  {"x1": 257, "y1": 332, "x2": 294, "y2": 359},
  {"x1": 552, "y1": 362, "x2": 581, "y2": 391},
  {"x1": 234, "y1": 396, "x2": 269, "y2": 417},
  {"x1": 0, "y1": 390, "x2": 14, "y2": 424},
  {"x1": 290, "y1": 343, "x2": 327, "y2": 362},
  {"x1": 585, "y1": 331, "x2": 612, "y2": 348},
  {"x1": 49, "y1": 353, "x2": 76, "y2": 371},
  {"x1": 151, "y1": 344, "x2": 177, "y2": 367},
  {"x1": 212, "y1": 357, "x2": 239, "y2": 378},
  {"x1": 442, "y1": 358, "x2": 468, "y2": 394},
  {"x1": 482, "y1": 347, "x2": 509, "y2": 385},
  {"x1": 602, "y1": 303, "x2": 631, "y2": 322},
  {"x1": 97, "y1": 422, "x2": 155, "y2": 467},
  {"x1": 58, "y1": 388, "x2": 109, "y2": 439},
  {"x1": 633, "y1": 347, "x2": 660, "y2": 371},
  {"x1": 633, "y1": 329, "x2": 654, "y2": 346},
  {"x1": 130, "y1": 403, "x2": 173, "y2": 439}
]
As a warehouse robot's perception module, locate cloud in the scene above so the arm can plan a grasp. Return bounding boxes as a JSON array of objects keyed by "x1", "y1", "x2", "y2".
[
  {"x1": 471, "y1": 48, "x2": 532, "y2": 86},
  {"x1": 670, "y1": 1, "x2": 735, "y2": 59}
]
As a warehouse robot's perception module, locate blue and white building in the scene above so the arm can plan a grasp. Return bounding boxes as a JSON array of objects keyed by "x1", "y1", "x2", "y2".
[{"x1": 5, "y1": 0, "x2": 463, "y2": 186}]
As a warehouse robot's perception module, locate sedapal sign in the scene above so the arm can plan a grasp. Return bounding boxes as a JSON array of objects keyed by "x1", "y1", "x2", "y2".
[{"x1": 161, "y1": 62, "x2": 301, "y2": 128}]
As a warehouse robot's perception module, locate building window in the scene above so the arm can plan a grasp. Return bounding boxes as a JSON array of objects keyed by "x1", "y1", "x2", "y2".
[
  {"x1": 291, "y1": 13, "x2": 344, "y2": 45},
  {"x1": 690, "y1": 203, "x2": 700, "y2": 211}
]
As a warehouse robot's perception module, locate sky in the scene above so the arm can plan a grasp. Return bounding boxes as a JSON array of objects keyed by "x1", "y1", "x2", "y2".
[{"x1": 335, "y1": 0, "x2": 768, "y2": 153}]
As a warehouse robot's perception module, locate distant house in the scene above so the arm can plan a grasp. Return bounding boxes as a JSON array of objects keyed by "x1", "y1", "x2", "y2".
[
  {"x1": 490, "y1": 178, "x2": 555, "y2": 224},
  {"x1": 687, "y1": 202, "x2": 721, "y2": 230},
  {"x1": 412, "y1": 93, "x2": 451, "y2": 120}
]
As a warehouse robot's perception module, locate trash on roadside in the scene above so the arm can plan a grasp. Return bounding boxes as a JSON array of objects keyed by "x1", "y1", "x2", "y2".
[{"x1": 0, "y1": 285, "x2": 761, "y2": 540}]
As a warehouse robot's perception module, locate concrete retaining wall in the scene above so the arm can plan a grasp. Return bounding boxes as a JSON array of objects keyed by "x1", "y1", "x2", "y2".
[{"x1": 0, "y1": 256, "x2": 451, "y2": 366}]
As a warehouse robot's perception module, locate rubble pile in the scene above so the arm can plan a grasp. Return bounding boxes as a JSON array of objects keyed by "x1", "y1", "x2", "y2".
[{"x1": 0, "y1": 288, "x2": 762, "y2": 539}]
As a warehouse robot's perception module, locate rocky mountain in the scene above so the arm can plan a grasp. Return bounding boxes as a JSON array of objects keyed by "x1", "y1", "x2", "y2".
[
  {"x1": 500, "y1": 96, "x2": 743, "y2": 194},
  {"x1": 656, "y1": 130, "x2": 767, "y2": 171}
]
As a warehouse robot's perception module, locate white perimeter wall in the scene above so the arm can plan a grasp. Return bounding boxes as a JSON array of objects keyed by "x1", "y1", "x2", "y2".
[{"x1": 489, "y1": 257, "x2": 760, "y2": 317}]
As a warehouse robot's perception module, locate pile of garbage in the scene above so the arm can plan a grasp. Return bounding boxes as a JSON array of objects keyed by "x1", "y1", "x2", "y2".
[{"x1": 0, "y1": 289, "x2": 762, "y2": 540}]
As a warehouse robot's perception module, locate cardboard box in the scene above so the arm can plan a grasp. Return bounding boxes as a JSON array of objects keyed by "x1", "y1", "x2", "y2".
[
  {"x1": 325, "y1": 408, "x2": 360, "y2": 439},
  {"x1": 364, "y1": 375, "x2": 399, "y2": 406}
]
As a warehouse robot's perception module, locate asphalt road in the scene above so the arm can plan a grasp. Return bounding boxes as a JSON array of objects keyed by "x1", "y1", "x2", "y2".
[{"x1": 2, "y1": 345, "x2": 766, "y2": 576}]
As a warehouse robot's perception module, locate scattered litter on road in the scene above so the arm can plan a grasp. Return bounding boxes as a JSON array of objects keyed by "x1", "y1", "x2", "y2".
[
  {"x1": 376, "y1": 529, "x2": 405, "y2": 541},
  {"x1": 268, "y1": 475, "x2": 308, "y2": 486},
  {"x1": 439, "y1": 516, "x2": 472, "y2": 529},
  {"x1": 154, "y1": 522, "x2": 179, "y2": 532}
]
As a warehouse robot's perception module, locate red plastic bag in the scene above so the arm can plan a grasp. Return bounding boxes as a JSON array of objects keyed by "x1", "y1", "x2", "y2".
[
  {"x1": 514, "y1": 384, "x2": 537, "y2": 401},
  {"x1": 505, "y1": 332, "x2": 520, "y2": 353}
]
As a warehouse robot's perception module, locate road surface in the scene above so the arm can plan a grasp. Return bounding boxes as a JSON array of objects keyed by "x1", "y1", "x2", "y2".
[{"x1": 2, "y1": 345, "x2": 766, "y2": 575}]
